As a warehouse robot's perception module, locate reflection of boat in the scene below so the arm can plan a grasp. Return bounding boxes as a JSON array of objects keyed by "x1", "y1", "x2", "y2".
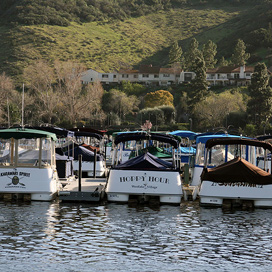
[
  {"x1": 106, "y1": 132, "x2": 183, "y2": 204},
  {"x1": 199, "y1": 137, "x2": 272, "y2": 207},
  {"x1": 0, "y1": 128, "x2": 60, "y2": 201}
]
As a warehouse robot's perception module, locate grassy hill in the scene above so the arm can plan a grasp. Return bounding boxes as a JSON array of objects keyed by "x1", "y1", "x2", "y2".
[{"x1": 1, "y1": 1, "x2": 272, "y2": 84}]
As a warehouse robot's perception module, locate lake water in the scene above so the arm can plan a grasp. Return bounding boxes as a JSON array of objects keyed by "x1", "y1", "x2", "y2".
[{"x1": 0, "y1": 200, "x2": 272, "y2": 272}]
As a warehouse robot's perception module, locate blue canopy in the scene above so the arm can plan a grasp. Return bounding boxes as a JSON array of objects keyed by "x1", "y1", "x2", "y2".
[
  {"x1": 114, "y1": 152, "x2": 174, "y2": 170},
  {"x1": 169, "y1": 130, "x2": 197, "y2": 138}
]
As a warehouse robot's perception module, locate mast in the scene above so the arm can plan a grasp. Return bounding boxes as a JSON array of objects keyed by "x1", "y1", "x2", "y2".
[{"x1": 22, "y1": 83, "x2": 24, "y2": 128}]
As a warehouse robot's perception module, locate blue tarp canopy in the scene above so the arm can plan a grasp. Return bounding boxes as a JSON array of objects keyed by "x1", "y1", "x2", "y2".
[
  {"x1": 65, "y1": 145, "x2": 103, "y2": 161},
  {"x1": 179, "y1": 146, "x2": 196, "y2": 154},
  {"x1": 113, "y1": 152, "x2": 174, "y2": 170},
  {"x1": 169, "y1": 130, "x2": 197, "y2": 138}
]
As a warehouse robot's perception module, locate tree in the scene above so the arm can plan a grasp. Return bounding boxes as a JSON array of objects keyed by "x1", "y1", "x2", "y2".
[
  {"x1": 0, "y1": 72, "x2": 21, "y2": 126},
  {"x1": 169, "y1": 41, "x2": 183, "y2": 66},
  {"x1": 247, "y1": 62, "x2": 272, "y2": 130},
  {"x1": 202, "y1": 40, "x2": 217, "y2": 68},
  {"x1": 23, "y1": 60, "x2": 59, "y2": 125},
  {"x1": 184, "y1": 38, "x2": 202, "y2": 71},
  {"x1": 231, "y1": 39, "x2": 250, "y2": 66},
  {"x1": 102, "y1": 89, "x2": 140, "y2": 122},
  {"x1": 188, "y1": 55, "x2": 209, "y2": 108},
  {"x1": 144, "y1": 90, "x2": 174, "y2": 108},
  {"x1": 193, "y1": 90, "x2": 247, "y2": 130},
  {"x1": 218, "y1": 56, "x2": 229, "y2": 67},
  {"x1": 54, "y1": 60, "x2": 104, "y2": 127}
]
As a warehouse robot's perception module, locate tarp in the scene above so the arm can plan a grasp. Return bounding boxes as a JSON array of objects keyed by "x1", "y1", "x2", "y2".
[
  {"x1": 179, "y1": 146, "x2": 196, "y2": 154},
  {"x1": 114, "y1": 152, "x2": 174, "y2": 170},
  {"x1": 65, "y1": 145, "x2": 103, "y2": 162},
  {"x1": 27, "y1": 126, "x2": 74, "y2": 138},
  {"x1": 201, "y1": 156, "x2": 272, "y2": 185},
  {"x1": 56, "y1": 153, "x2": 73, "y2": 178}
]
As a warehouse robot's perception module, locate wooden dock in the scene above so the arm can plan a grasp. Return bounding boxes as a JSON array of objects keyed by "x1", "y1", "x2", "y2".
[{"x1": 59, "y1": 177, "x2": 107, "y2": 202}]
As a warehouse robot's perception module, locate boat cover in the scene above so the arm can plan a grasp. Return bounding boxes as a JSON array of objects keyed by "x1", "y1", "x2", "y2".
[
  {"x1": 179, "y1": 146, "x2": 196, "y2": 154},
  {"x1": 201, "y1": 156, "x2": 272, "y2": 185},
  {"x1": 114, "y1": 152, "x2": 174, "y2": 170},
  {"x1": 65, "y1": 145, "x2": 103, "y2": 162},
  {"x1": 56, "y1": 154, "x2": 73, "y2": 178}
]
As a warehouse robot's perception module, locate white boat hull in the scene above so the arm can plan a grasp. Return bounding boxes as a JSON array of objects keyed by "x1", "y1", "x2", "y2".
[
  {"x1": 0, "y1": 167, "x2": 60, "y2": 201},
  {"x1": 106, "y1": 169, "x2": 183, "y2": 204},
  {"x1": 73, "y1": 160, "x2": 106, "y2": 177},
  {"x1": 199, "y1": 180, "x2": 272, "y2": 207}
]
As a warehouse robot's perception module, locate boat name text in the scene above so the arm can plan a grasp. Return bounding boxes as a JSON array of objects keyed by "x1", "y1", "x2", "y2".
[
  {"x1": 120, "y1": 176, "x2": 169, "y2": 184},
  {"x1": 211, "y1": 182, "x2": 263, "y2": 188},
  {"x1": 1, "y1": 171, "x2": 30, "y2": 177}
]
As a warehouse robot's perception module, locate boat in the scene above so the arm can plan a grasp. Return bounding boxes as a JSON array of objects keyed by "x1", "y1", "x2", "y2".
[
  {"x1": 190, "y1": 133, "x2": 244, "y2": 187},
  {"x1": 199, "y1": 137, "x2": 272, "y2": 207},
  {"x1": 105, "y1": 131, "x2": 183, "y2": 204},
  {"x1": 28, "y1": 126, "x2": 76, "y2": 186},
  {"x1": 168, "y1": 130, "x2": 197, "y2": 164},
  {"x1": 65, "y1": 131, "x2": 107, "y2": 177},
  {"x1": 0, "y1": 128, "x2": 61, "y2": 201}
]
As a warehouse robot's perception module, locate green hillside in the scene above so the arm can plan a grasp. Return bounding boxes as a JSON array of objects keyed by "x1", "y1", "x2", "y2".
[{"x1": 1, "y1": 1, "x2": 272, "y2": 83}]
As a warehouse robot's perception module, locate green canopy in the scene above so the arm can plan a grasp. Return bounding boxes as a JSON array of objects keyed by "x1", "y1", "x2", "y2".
[{"x1": 0, "y1": 128, "x2": 58, "y2": 141}]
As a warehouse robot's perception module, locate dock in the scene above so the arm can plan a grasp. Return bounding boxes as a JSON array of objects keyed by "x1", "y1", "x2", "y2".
[{"x1": 59, "y1": 177, "x2": 107, "y2": 202}]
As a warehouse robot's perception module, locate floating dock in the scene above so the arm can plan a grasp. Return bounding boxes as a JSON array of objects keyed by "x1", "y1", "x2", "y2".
[{"x1": 59, "y1": 178, "x2": 107, "y2": 202}]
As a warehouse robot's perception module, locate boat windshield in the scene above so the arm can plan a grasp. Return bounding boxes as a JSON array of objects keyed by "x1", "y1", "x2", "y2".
[{"x1": 0, "y1": 138, "x2": 54, "y2": 167}]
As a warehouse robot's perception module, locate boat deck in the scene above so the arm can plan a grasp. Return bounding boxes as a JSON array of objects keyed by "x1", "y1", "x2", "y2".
[{"x1": 59, "y1": 178, "x2": 107, "y2": 202}]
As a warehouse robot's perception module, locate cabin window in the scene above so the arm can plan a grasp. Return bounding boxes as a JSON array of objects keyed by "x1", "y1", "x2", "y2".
[{"x1": 102, "y1": 74, "x2": 109, "y2": 78}]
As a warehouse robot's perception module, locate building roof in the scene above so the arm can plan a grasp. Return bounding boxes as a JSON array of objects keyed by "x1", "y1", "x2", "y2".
[{"x1": 139, "y1": 64, "x2": 160, "y2": 74}]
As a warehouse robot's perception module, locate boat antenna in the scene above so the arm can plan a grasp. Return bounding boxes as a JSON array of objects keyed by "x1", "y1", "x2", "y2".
[{"x1": 22, "y1": 83, "x2": 25, "y2": 128}]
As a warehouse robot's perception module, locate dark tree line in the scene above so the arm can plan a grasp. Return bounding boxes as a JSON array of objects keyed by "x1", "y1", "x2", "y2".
[{"x1": 1, "y1": 0, "x2": 271, "y2": 26}]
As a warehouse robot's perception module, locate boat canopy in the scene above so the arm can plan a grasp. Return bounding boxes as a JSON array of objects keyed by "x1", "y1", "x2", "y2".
[
  {"x1": 205, "y1": 137, "x2": 272, "y2": 152},
  {"x1": 113, "y1": 152, "x2": 174, "y2": 170},
  {"x1": 114, "y1": 132, "x2": 180, "y2": 149},
  {"x1": 201, "y1": 156, "x2": 272, "y2": 185},
  {"x1": 0, "y1": 128, "x2": 57, "y2": 141},
  {"x1": 74, "y1": 131, "x2": 103, "y2": 140},
  {"x1": 28, "y1": 126, "x2": 74, "y2": 138},
  {"x1": 169, "y1": 130, "x2": 197, "y2": 138},
  {"x1": 195, "y1": 134, "x2": 244, "y2": 145}
]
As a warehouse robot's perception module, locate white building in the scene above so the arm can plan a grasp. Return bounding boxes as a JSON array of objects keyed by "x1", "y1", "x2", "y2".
[{"x1": 82, "y1": 65, "x2": 258, "y2": 86}]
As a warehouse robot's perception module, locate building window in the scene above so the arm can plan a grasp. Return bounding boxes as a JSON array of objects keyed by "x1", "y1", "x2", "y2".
[
  {"x1": 102, "y1": 74, "x2": 109, "y2": 78},
  {"x1": 246, "y1": 73, "x2": 250, "y2": 77},
  {"x1": 142, "y1": 74, "x2": 149, "y2": 78},
  {"x1": 134, "y1": 75, "x2": 138, "y2": 78},
  {"x1": 122, "y1": 74, "x2": 129, "y2": 78},
  {"x1": 113, "y1": 75, "x2": 116, "y2": 78},
  {"x1": 184, "y1": 73, "x2": 192, "y2": 81},
  {"x1": 154, "y1": 74, "x2": 159, "y2": 78},
  {"x1": 234, "y1": 73, "x2": 240, "y2": 79},
  {"x1": 163, "y1": 74, "x2": 170, "y2": 77}
]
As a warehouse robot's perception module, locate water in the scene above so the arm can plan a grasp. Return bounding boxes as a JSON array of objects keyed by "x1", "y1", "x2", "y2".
[{"x1": 0, "y1": 200, "x2": 272, "y2": 272}]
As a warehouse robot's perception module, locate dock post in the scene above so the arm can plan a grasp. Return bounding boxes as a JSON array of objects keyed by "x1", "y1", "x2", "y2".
[
  {"x1": 93, "y1": 149, "x2": 97, "y2": 178},
  {"x1": 78, "y1": 154, "x2": 82, "y2": 191}
]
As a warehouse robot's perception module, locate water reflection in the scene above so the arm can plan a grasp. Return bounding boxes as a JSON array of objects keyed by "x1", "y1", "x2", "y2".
[{"x1": 0, "y1": 201, "x2": 272, "y2": 271}]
